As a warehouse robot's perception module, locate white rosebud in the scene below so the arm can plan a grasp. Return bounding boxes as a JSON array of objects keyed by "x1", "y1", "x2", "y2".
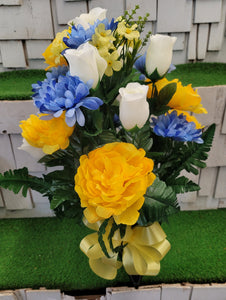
[
  {"x1": 68, "y1": 7, "x2": 107, "y2": 29},
  {"x1": 64, "y1": 43, "x2": 107, "y2": 89},
  {"x1": 18, "y1": 139, "x2": 45, "y2": 160},
  {"x1": 146, "y1": 34, "x2": 177, "y2": 78},
  {"x1": 118, "y1": 82, "x2": 149, "y2": 130}
]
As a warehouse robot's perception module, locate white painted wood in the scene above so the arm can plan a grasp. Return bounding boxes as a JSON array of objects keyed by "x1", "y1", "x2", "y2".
[
  {"x1": 161, "y1": 284, "x2": 191, "y2": 300},
  {"x1": 106, "y1": 286, "x2": 161, "y2": 300},
  {"x1": 0, "y1": 0, "x2": 21, "y2": 5},
  {"x1": 194, "y1": 0, "x2": 222, "y2": 24},
  {"x1": 10, "y1": 134, "x2": 45, "y2": 172},
  {"x1": 198, "y1": 167, "x2": 218, "y2": 196},
  {"x1": 208, "y1": 0, "x2": 226, "y2": 51},
  {"x1": 194, "y1": 87, "x2": 218, "y2": 126},
  {"x1": 191, "y1": 284, "x2": 226, "y2": 300},
  {"x1": 218, "y1": 199, "x2": 226, "y2": 208},
  {"x1": 0, "y1": 134, "x2": 33, "y2": 210},
  {"x1": 0, "y1": 0, "x2": 53, "y2": 40},
  {"x1": 222, "y1": 104, "x2": 226, "y2": 134},
  {"x1": 26, "y1": 290, "x2": 61, "y2": 300},
  {"x1": 157, "y1": 0, "x2": 193, "y2": 33},
  {"x1": 26, "y1": 40, "x2": 52, "y2": 59},
  {"x1": 28, "y1": 60, "x2": 46, "y2": 70},
  {"x1": 0, "y1": 202, "x2": 54, "y2": 218},
  {"x1": 0, "y1": 190, "x2": 4, "y2": 207},
  {"x1": 197, "y1": 24, "x2": 209, "y2": 60},
  {"x1": 89, "y1": 0, "x2": 125, "y2": 22},
  {"x1": 215, "y1": 167, "x2": 226, "y2": 198},
  {"x1": 55, "y1": 0, "x2": 87, "y2": 25},
  {"x1": 0, "y1": 41, "x2": 26, "y2": 68},
  {"x1": 214, "y1": 86, "x2": 226, "y2": 125},
  {"x1": 126, "y1": 0, "x2": 157, "y2": 21},
  {"x1": 0, "y1": 292, "x2": 17, "y2": 299},
  {"x1": 177, "y1": 170, "x2": 199, "y2": 203},
  {"x1": 171, "y1": 33, "x2": 185, "y2": 51},
  {"x1": 205, "y1": 125, "x2": 226, "y2": 167},
  {"x1": 188, "y1": 25, "x2": 197, "y2": 60},
  {"x1": 0, "y1": 100, "x2": 38, "y2": 134}
]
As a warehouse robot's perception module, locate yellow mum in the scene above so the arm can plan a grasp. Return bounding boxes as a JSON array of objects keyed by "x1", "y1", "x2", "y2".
[
  {"x1": 148, "y1": 78, "x2": 207, "y2": 114},
  {"x1": 20, "y1": 113, "x2": 74, "y2": 155},
  {"x1": 43, "y1": 29, "x2": 70, "y2": 70},
  {"x1": 75, "y1": 142, "x2": 156, "y2": 225}
]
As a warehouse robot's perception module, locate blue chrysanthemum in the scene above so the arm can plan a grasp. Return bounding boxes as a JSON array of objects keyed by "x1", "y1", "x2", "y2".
[
  {"x1": 32, "y1": 70, "x2": 103, "y2": 127},
  {"x1": 63, "y1": 18, "x2": 117, "y2": 49},
  {"x1": 152, "y1": 111, "x2": 203, "y2": 143}
]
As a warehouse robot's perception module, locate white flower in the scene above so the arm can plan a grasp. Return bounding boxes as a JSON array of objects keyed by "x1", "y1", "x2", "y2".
[
  {"x1": 18, "y1": 139, "x2": 45, "y2": 160},
  {"x1": 146, "y1": 34, "x2": 177, "y2": 78},
  {"x1": 64, "y1": 43, "x2": 107, "y2": 89},
  {"x1": 68, "y1": 7, "x2": 107, "y2": 29},
  {"x1": 118, "y1": 82, "x2": 149, "y2": 130}
]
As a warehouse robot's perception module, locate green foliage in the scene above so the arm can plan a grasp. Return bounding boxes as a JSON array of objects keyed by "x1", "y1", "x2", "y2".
[
  {"x1": 155, "y1": 124, "x2": 216, "y2": 183},
  {"x1": 138, "y1": 177, "x2": 180, "y2": 226},
  {"x1": 0, "y1": 167, "x2": 50, "y2": 197},
  {"x1": 98, "y1": 219, "x2": 111, "y2": 258}
]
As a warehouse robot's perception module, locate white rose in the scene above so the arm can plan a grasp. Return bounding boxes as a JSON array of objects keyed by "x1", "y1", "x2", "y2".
[
  {"x1": 18, "y1": 139, "x2": 45, "y2": 160},
  {"x1": 118, "y1": 82, "x2": 149, "y2": 130},
  {"x1": 64, "y1": 43, "x2": 107, "y2": 89},
  {"x1": 145, "y1": 34, "x2": 177, "y2": 78},
  {"x1": 68, "y1": 7, "x2": 107, "y2": 29}
]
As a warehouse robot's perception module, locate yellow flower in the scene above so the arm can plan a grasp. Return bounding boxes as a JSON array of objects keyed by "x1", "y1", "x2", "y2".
[
  {"x1": 20, "y1": 113, "x2": 74, "y2": 155},
  {"x1": 103, "y1": 51, "x2": 123, "y2": 76},
  {"x1": 148, "y1": 78, "x2": 207, "y2": 114},
  {"x1": 74, "y1": 142, "x2": 156, "y2": 225},
  {"x1": 117, "y1": 20, "x2": 140, "y2": 40},
  {"x1": 168, "y1": 109, "x2": 203, "y2": 129},
  {"x1": 43, "y1": 29, "x2": 70, "y2": 70}
]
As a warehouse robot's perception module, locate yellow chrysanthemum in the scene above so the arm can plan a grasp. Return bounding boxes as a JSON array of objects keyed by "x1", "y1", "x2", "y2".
[
  {"x1": 20, "y1": 113, "x2": 74, "y2": 155},
  {"x1": 43, "y1": 29, "x2": 70, "y2": 70},
  {"x1": 103, "y1": 51, "x2": 123, "y2": 76},
  {"x1": 148, "y1": 78, "x2": 207, "y2": 114},
  {"x1": 75, "y1": 142, "x2": 156, "y2": 225},
  {"x1": 168, "y1": 109, "x2": 203, "y2": 129},
  {"x1": 117, "y1": 20, "x2": 140, "y2": 40}
]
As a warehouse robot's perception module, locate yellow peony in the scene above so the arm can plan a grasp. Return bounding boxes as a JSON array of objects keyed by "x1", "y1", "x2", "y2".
[
  {"x1": 74, "y1": 142, "x2": 156, "y2": 225},
  {"x1": 20, "y1": 113, "x2": 74, "y2": 155},
  {"x1": 148, "y1": 78, "x2": 207, "y2": 114},
  {"x1": 43, "y1": 29, "x2": 70, "y2": 70}
]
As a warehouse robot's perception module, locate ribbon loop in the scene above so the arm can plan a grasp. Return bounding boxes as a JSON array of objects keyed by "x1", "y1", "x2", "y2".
[{"x1": 80, "y1": 220, "x2": 171, "y2": 280}]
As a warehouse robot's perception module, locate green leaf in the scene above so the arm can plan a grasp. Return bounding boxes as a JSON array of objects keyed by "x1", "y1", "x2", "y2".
[
  {"x1": 0, "y1": 168, "x2": 50, "y2": 197},
  {"x1": 138, "y1": 177, "x2": 180, "y2": 225},
  {"x1": 98, "y1": 219, "x2": 111, "y2": 258},
  {"x1": 167, "y1": 176, "x2": 200, "y2": 194},
  {"x1": 158, "y1": 82, "x2": 177, "y2": 105}
]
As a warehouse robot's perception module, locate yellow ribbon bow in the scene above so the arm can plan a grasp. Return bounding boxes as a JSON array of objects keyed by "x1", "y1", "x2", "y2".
[{"x1": 80, "y1": 220, "x2": 171, "y2": 280}]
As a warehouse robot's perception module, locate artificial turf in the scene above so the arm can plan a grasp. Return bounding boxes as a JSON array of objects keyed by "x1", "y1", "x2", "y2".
[
  {"x1": 0, "y1": 209, "x2": 225, "y2": 292},
  {"x1": 0, "y1": 63, "x2": 225, "y2": 100}
]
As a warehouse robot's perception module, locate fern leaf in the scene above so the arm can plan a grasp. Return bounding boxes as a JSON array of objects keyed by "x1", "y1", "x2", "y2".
[{"x1": 0, "y1": 168, "x2": 50, "y2": 197}]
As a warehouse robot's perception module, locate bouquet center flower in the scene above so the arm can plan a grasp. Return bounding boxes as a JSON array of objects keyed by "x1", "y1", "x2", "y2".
[{"x1": 74, "y1": 142, "x2": 156, "y2": 225}]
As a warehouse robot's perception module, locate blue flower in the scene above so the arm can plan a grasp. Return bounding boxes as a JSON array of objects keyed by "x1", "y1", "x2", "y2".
[
  {"x1": 134, "y1": 53, "x2": 146, "y2": 74},
  {"x1": 63, "y1": 25, "x2": 95, "y2": 49},
  {"x1": 63, "y1": 18, "x2": 117, "y2": 50},
  {"x1": 32, "y1": 70, "x2": 103, "y2": 127},
  {"x1": 152, "y1": 111, "x2": 203, "y2": 143}
]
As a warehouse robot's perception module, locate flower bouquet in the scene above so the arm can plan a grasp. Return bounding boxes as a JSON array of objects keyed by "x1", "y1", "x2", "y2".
[{"x1": 0, "y1": 6, "x2": 215, "y2": 283}]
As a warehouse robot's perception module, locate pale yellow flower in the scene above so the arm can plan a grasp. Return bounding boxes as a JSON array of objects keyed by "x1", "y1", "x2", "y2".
[
  {"x1": 103, "y1": 51, "x2": 122, "y2": 76},
  {"x1": 43, "y1": 29, "x2": 70, "y2": 70},
  {"x1": 117, "y1": 20, "x2": 140, "y2": 40}
]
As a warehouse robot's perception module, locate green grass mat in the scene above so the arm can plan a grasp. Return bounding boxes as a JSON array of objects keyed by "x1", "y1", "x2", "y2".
[
  {"x1": 0, "y1": 209, "x2": 225, "y2": 292},
  {"x1": 0, "y1": 63, "x2": 225, "y2": 100}
]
